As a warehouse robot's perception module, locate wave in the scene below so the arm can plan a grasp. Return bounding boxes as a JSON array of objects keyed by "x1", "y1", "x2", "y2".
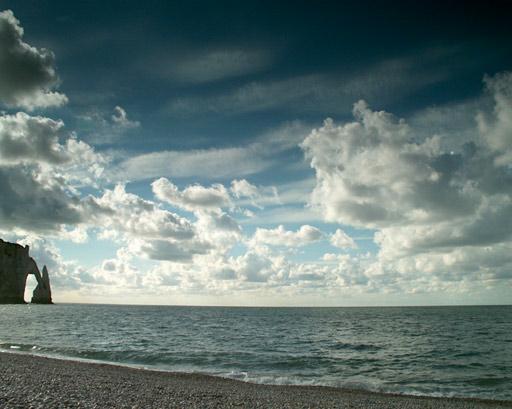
[
  {"x1": 2, "y1": 346, "x2": 507, "y2": 402},
  {"x1": 331, "y1": 342, "x2": 382, "y2": 351},
  {"x1": 1, "y1": 304, "x2": 511, "y2": 401}
]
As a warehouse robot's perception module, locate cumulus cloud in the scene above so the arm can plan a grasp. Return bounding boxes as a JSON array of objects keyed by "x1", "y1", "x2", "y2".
[
  {"x1": 0, "y1": 111, "x2": 108, "y2": 182},
  {"x1": 150, "y1": 178, "x2": 243, "y2": 255},
  {"x1": 0, "y1": 112, "x2": 107, "y2": 235},
  {"x1": 0, "y1": 112, "x2": 68, "y2": 164},
  {"x1": 330, "y1": 229, "x2": 356, "y2": 249},
  {"x1": 477, "y1": 72, "x2": 512, "y2": 166},
  {"x1": 231, "y1": 179, "x2": 279, "y2": 209},
  {"x1": 82, "y1": 247, "x2": 142, "y2": 289},
  {"x1": 0, "y1": 112, "x2": 242, "y2": 265},
  {"x1": 0, "y1": 11, "x2": 107, "y2": 237},
  {"x1": 92, "y1": 183, "x2": 243, "y2": 263},
  {"x1": 0, "y1": 166, "x2": 83, "y2": 233},
  {"x1": 302, "y1": 72, "x2": 512, "y2": 289},
  {"x1": 152, "y1": 177, "x2": 232, "y2": 213},
  {"x1": 0, "y1": 10, "x2": 67, "y2": 109},
  {"x1": 194, "y1": 211, "x2": 242, "y2": 249},
  {"x1": 231, "y1": 179, "x2": 260, "y2": 200},
  {"x1": 302, "y1": 101, "x2": 470, "y2": 228},
  {"x1": 232, "y1": 251, "x2": 277, "y2": 282},
  {"x1": 92, "y1": 184, "x2": 195, "y2": 240},
  {"x1": 251, "y1": 225, "x2": 323, "y2": 248},
  {"x1": 0, "y1": 11, "x2": 252, "y2": 290}
]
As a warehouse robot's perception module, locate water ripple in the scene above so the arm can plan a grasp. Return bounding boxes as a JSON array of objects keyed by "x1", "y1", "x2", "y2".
[{"x1": 0, "y1": 304, "x2": 511, "y2": 400}]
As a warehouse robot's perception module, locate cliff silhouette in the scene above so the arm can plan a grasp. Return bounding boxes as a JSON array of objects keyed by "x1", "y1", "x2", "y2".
[{"x1": 0, "y1": 239, "x2": 53, "y2": 304}]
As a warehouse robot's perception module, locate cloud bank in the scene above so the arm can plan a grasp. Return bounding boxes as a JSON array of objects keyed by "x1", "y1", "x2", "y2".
[{"x1": 302, "y1": 73, "x2": 512, "y2": 289}]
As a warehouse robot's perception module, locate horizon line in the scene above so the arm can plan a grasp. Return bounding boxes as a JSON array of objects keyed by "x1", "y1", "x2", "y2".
[{"x1": 37, "y1": 302, "x2": 512, "y2": 309}]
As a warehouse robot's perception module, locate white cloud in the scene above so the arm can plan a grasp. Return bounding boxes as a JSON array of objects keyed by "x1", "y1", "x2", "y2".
[
  {"x1": 0, "y1": 112, "x2": 107, "y2": 235},
  {"x1": 232, "y1": 250, "x2": 277, "y2": 282},
  {"x1": 0, "y1": 111, "x2": 108, "y2": 186},
  {"x1": 92, "y1": 182, "x2": 244, "y2": 264},
  {"x1": 150, "y1": 178, "x2": 243, "y2": 255},
  {"x1": 194, "y1": 211, "x2": 242, "y2": 251},
  {"x1": 251, "y1": 225, "x2": 323, "y2": 248},
  {"x1": 330, "y1": 229, "x2": 356, "y2": 249},
  {"x1": 302, "y1": 71, "x2": 512, "y2": 290},
  {"x1": 272, "y1": 178, "x2": 316, "y2": 205},
  {"x1": 85, "y1": 247, "x2": 142, "y2": 288},
  {"x1": 231, "y1": 178, "x2": 260, "y2": 200},
  {"x1": 231, "y1": 179, "x2": 279, "y2": 208},
  {"x1": 152, "y1": 177, "x2": 232, "y2": 213},
  {"x1": 408, "y1": 99, "x2": 481, "y2": 151},
  {"x1": 115, "y1": 121, "x2": 309, "y2": 182},
  {"x1": 0, "y1": 112, "x2": 68, "y2": 164},
  {"x1": 117, "y1": 146, "x2": 272, "y2": 181},
  {"x1": 111, "y1": 106, "x2": 140, "y2": 129},
  {"x1": 135, "y1": 238, "x2": 211, "y2": 263},
  {"x1": 477, "y1": 72, "x2": 512, "y2": 166},
  {"x1": 92, "y1": 184, "x2": 195, "y2": 240},
  {"x1": 302, "y1": 101, "x2": 478, "y2": 228},
  {"x1": 0, "y1": 10, "x2": 67, "y2": 110}
]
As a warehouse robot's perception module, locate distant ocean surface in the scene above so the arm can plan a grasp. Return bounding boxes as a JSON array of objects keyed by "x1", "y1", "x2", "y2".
[{"x1": 1, "y1": 304, "x2": 511, "y2": 400}]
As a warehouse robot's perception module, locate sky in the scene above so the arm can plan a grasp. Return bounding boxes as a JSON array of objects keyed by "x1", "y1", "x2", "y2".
[{"x1": 0, "y1": 1, "x2": 511, "y2": 306}]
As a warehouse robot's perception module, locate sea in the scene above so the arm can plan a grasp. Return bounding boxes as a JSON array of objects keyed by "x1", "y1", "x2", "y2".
[{"x1": 0, "y1": 304, "x2": 511, "y2": 401}]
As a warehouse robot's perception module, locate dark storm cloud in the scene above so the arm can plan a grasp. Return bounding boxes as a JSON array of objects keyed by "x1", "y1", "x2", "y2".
[
  {"x1": 0, "y1": 10, "x2": 67, "y2": 109},
  {"x1": 0, "y1": 165, "x2": 83, "y2": 232}
]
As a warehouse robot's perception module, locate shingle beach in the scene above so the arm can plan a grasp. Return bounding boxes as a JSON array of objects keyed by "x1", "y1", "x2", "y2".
[{"x1": 1, "y1": 352, "x2": 510, "y2": 409}]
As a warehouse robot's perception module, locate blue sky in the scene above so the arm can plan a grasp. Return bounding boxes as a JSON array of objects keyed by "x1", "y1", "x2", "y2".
[{"x1": 1, "y1": 2, "x2": 511, "y2": 305}]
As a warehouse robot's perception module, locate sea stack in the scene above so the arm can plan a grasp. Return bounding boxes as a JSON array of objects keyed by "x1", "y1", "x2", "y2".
[
  {"x1": 0, "y1": 239, "x2": 53, "y2": 304},
  {"x1": 31, "y1": 265, "x2": 53, "y2": 304}
]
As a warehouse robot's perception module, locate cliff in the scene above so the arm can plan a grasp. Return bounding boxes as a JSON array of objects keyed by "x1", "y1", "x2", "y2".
[{"x1": 0, "y1": 239, "x2": 53, "y2": 304}]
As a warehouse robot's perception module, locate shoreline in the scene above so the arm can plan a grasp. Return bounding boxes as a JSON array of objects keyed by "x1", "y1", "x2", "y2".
[{"x1": 1, "y1": 351, "x2": 511, "y2": 408}]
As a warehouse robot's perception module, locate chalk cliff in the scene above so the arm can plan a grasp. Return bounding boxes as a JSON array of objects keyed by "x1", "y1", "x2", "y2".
[{"x1": 0, "y1": 239, "x2": 53, "y2": 304}]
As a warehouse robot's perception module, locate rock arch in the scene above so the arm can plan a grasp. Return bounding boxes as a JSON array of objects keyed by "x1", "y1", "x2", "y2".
[{"x1": 0, "y1": 239, "x2": 53, "y2": 304}]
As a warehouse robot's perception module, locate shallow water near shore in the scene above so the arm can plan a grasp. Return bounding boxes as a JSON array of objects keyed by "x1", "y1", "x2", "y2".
[{"x1": 0, "y1": 304, "x2": 511, "y2": 400}]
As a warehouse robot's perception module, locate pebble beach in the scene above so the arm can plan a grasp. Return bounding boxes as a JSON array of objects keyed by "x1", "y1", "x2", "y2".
[{"x1": 1, "y1": 352, "x2": 511, "y2": 409}]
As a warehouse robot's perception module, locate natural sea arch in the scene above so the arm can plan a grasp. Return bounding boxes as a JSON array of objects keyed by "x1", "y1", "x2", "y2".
[
  {"x1": 0, "y1": 240, "x2": 53, "y2": 304},
  {"x1": 25, "y1": 274, "x2": 39, "y2": 302}
]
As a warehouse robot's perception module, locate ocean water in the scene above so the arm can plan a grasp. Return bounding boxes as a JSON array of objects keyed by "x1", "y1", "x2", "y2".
[{"x1": 0, "y1": 304, "x2": 511, "y2": 400}]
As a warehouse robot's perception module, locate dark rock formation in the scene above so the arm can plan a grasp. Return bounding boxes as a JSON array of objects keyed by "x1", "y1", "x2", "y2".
[
  {"x1": 0, "y1": 239, "x2": 53, "y2": 304},
  {"x1": 31, "y1": 265, "x2": 53, "y2": 304}
]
